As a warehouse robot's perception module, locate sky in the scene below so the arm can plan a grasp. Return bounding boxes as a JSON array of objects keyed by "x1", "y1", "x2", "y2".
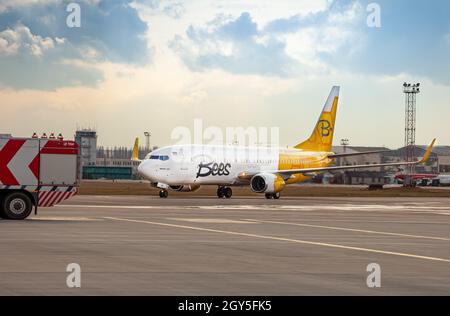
[{"x1": 0, "y1": 0, "x2": 449, "y2": 148}]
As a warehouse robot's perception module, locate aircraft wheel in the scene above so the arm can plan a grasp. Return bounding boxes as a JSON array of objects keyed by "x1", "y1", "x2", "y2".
[
  {"x1": 159, "y1": 190, "x2": 168, "y2": 198},
  {"x1": 265, "y1": 192, "x2": 280, "y2": 199},
  {"x1": 224, "y1": 187, "x2": 232, "y2": 198},
  {"x1": 217, "y1": 187, "x2": 225, "y2": 198}
]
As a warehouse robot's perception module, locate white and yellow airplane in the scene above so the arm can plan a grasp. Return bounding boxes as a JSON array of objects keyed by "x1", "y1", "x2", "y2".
[{"x1": 133, "y1": 86, "x2": 435, "y2": 198}]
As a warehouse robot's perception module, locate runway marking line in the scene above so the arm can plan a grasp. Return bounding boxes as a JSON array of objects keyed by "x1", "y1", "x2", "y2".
[
  {"x1": 244, "y1": 219, "x2": 450, "y2": 241},
  {"x1": 168, "y1": 218, "x2": 257, "y2": 224},
  {"x1": 59, "y1": 204, "x2": 450, "y2": 216},
  {"x1": 28, "y1": 217, "x2": 100, "y2": 221},
  {"x1": 104, "y1": 217, "x2": 450, "y2": 264}
]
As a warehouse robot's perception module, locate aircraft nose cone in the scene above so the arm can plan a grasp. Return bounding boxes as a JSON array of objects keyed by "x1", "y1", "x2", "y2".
[
  {"x1": 137, "y1": 162, "x2": 144, "y2": 175},
  {"x1": 137, "y1": 160, "x2": 152, "y2": 180}
]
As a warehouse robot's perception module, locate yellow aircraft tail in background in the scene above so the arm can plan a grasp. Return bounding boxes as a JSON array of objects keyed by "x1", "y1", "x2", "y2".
[
  {"x1": 132, "y1": 137, "x2": 140, "y2": 161},
  {"x1": 295, "y1": 86, "x2": 339, "y2": 152}
]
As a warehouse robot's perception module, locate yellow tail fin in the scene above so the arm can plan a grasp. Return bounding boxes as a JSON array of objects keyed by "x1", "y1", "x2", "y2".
[
  {"x1": 295, "y1": 86, "x2": 340, "y2": 152},
  {"x1": 132, "y1": 137, "x2": 140, "y2": 161}
]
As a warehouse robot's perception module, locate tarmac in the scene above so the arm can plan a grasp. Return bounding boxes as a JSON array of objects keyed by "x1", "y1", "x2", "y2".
[{"x1": 1, "y1": 195, "x2": 449, "y2": 295}]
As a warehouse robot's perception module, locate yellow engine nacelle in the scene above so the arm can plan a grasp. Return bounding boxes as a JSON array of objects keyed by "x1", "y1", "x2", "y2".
[{"x1": 250, "y1": 173, "x2": 285, "y2": 193}]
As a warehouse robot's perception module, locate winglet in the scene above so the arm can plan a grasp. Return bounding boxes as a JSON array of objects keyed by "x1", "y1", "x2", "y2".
[
  {"x1": 419, "y1": 138, "x2": 436, "y2": 163},
  {"x1": 131, "y1": 137, "x2": 140, "y2": 161}
]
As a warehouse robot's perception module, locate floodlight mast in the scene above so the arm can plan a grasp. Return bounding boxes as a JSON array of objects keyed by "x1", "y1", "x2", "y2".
[{"x1": 402, "y1": 82, "x2": 420, "y2": 187}]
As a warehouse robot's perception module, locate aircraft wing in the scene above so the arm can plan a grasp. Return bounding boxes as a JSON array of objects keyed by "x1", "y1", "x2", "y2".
[
  {"x1": 327, "y1": 149, "x2": 391, "y2": 159},
  {"x1": 275, "y1": 139, "x2": 435, "y2": 176}
]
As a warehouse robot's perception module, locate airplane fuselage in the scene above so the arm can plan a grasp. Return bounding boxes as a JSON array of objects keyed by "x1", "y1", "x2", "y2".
[{"x1": 137, "y1": 144, "x2": 333, "y2": 186}]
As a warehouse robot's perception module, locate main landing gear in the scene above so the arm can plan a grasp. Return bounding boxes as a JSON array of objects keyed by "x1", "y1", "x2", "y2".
[
  {"x1": 159, "y1": 190, "x2": 168, "y2": 198},
  {"x1": 217, "y1": 186, "x2": 232, "y2": 198},
  {"x1": 265, "y1": 192, "x2": 280, "y2": 199}
]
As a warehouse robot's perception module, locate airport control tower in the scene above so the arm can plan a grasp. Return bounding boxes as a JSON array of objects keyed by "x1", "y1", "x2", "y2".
[
  {"x1": 75, "y1": 129, "x2": 98, "y2": 177},
  {"x1": 403, "y1": 82, "x2": 420, "y2": 187}
]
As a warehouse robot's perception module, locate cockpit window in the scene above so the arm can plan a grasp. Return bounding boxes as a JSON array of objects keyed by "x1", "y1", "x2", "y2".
[{"x1": 149, "y1": 155, "x2": 169, "y2": 161}]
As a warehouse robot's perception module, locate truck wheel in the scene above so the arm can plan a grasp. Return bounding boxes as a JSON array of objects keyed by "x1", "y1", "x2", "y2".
[{"x1": 1, "y1": 192, "x2": 33, "y2": 220}]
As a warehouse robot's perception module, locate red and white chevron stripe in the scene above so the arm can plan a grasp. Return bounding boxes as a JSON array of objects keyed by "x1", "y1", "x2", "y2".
[
  {"x1": 0, "y1": 139, "x2": 48, "y2": 186},
  {"x1": 0, "y1": 138, "x2": 78, "y2": 186},
  {"x1": 38, "y1": 187, "x2": 78, "y2": 207}
]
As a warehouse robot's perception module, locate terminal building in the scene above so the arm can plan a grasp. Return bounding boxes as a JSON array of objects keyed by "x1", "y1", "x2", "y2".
[
  {"x1": 75, "y1": 129, "x2": 154, "y2": 180},
  {"x1": 93, "y1": 147, "x2": 145, "y2": 180},
  {"x1": 419, "y1": 146, "x2": 450, "y2": 174},
  {"x1": 330, "y1": 144, "x2": 447, "y2": 185}
]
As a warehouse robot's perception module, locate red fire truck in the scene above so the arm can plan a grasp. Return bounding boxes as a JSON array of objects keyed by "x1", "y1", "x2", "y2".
[{"x1": 0, "y1": 134, "x2": 79, "y2": 220}]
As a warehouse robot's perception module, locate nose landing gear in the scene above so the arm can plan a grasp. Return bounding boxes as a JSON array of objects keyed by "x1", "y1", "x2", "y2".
[
  {"x1": 217, "y1": 186, "x2": 232, "y2": 198},
  {"x1": 159, "y1": 190, "x2": 168, "y2": 198}
]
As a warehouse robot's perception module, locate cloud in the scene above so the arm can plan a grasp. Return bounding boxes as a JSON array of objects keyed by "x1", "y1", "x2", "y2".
[
  {"x1": 170, "y1": 12, "x2": 297, "y2": 76},
  {"x1": 132, "y1": 0, "x2": 186, "y2": 19},
  {"x1": 169, "y1": 2, "x2": 363, "y2": 77},
  {"x1": 0, "y1": 24, "x2": 103, "y2": 90},
  {"x1": 0, "y1": 34, "x2": 19, "y2": 56},
  {"x1": 210, "y1": 0, "x2": 329, "y2": 27},
  {"x1": 168, "y1": 0, "x2": 450, "y2": 86},
  {"x1": 322, "y1": 0, "x2": 450, "y2": 86},
  {"x1": 0, "y1": 0, "x2": 149, "y2": 90},
  {"x1": 162, "y1": 2, "x2": 186, "y2": 19},
  {"x1": 0, "y1": 24, "x2": 62, "y2": 57},
  {"x1": 0, "y1": 0, "x2": 58, "y2": 13}
]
